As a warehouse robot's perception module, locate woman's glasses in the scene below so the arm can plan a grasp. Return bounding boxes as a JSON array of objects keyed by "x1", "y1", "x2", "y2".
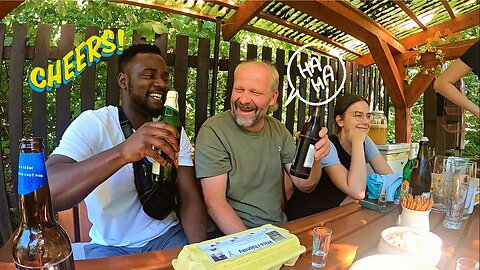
[{"x1": 345, "y1": 111, "x2": 372, "y2": 122}]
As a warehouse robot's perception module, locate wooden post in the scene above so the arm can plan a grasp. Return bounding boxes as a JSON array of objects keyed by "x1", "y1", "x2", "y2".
[{"x1": 394, "y1": 106, "x2": 412, "y2": 143}]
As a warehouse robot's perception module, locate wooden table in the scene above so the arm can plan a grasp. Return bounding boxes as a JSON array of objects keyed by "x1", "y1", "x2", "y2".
[{"x1": 1, "y1": 202, "x2": 478, "y2": 269}]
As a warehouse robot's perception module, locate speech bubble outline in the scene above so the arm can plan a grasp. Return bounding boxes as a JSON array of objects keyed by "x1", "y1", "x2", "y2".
[{"x1": 285, "y1": 43, "x2": 346, "y2": 107}]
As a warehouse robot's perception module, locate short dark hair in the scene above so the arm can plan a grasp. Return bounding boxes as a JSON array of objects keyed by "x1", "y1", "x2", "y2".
[
  {"x1": 118, "y1": 44, "x2": 162, "y2": 72},
  {"x1": 334, "y1": 94, "x2": 369, "y2": 132}
]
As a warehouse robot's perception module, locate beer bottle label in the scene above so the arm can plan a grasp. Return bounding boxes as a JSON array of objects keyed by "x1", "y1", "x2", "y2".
[
  {"x1": 302, "y1": 144, "x2": 315, "y2": 168},
  {"x1": 400, "y1": 179, "x2": 409, "y2": 198},
  {"x1": 152, "y1": 149, "x2": 161, "y2": 175},
  {"x1": 18, "y1": 153, "x2": 47, "y2": 195},
  {"x1": 152, "y1": 160, "x2": 160, "y2": 175}
]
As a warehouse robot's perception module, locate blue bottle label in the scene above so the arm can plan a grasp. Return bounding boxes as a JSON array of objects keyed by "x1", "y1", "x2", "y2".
[{"x1": 18, "y1": 152, "x2": 47, "y2": 195}]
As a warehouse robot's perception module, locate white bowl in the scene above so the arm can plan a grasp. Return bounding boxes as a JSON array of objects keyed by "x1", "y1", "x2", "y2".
[{"x1": 378, "y1": 226, "x2": 442, "y2": 266}]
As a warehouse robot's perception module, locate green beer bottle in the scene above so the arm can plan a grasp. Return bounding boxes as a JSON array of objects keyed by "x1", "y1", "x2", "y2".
[
  {"x1": 400, "y1": 143, "x2": 418, "y2": 198},
  {"x1": 152, "y1": 90, "x2": 182, "y2": 189}
]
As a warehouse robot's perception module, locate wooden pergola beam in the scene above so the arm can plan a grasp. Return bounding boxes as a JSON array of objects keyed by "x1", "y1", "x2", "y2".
[
  {"x1": 441, "y1": 0, "x2": 456, "y2": 19},
  {"x1": 368, "y1": 36, "x2": 408, "y2": 142},
  {"x1": 368, "y1": 37, "x2": 405, "y2": 108},
  {"x1": 405, "y1": 74, "x2": 436, "y2": 108},
  {"x1": 222, "y1": 1, "x2": 270, "y2": 40},
  {"x1": 257, "y1": 12, "x2": 362, "y2": 57},
  {"x1": 393, "y1": 0, "x2": 427, "y2": 30},
  {"x1": 401, "y1": 10, "x2": 479, "y2": 50},
  {"x1": 215, "y1": 0, "x2": 363, "y2": 58},
  {"x1": 243, "y1": 25, "x2": 338, "y2": 59},
  {"x1": 205, "y1": 0, "x2": 239, "y2": 10},
  {"x1": 281, "y1": 0, "x2": 405, "y2": 54},
  {"x1": 111, "y1": 0, "x2": 218, "y2": 22},
  {"x1": 403, "y1": 38, "x2": 479, "y2": 67},
  {"x1": 357, "y1": 10, "x2": 479, "y2": 66},
  {"x1": 0, "y1": 1, "x2": 23, "y2": 20}
]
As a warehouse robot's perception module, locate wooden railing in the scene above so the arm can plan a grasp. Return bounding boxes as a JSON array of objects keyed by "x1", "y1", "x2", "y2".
[{"x1": 0, "y1": 23, "x2": 388, "y2": 246}]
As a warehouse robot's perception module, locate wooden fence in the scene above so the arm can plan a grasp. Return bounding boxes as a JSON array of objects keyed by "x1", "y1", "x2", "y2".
[{"x1": 0, "y1": 23, "x2": 388, "y2": 245}]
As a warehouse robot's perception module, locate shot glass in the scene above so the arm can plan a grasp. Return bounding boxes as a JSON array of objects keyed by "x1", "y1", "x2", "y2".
[
  {"x1": 443, "y1": 161, "x2": 470, "y2": 230},
  {"x1": 311, "y1": 227, "x2": 332, "y2": 268},
  {"x1": 456, "y1": 257, "x2": 479, "y2": 270},
  {"x1": 377, "y1": 181, "x2": 388, "y2": 207}
]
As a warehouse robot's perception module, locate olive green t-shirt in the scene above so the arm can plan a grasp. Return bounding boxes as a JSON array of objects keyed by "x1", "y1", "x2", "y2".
[{"x1": 195, "y1": 111, "x2": 296, "y2": 228}]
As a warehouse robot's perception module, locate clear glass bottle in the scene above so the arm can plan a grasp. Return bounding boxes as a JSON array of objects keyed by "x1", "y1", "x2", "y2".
[
  {"x1": 290, "y1": 106, "x2": 323, "y2": 179},
  {"x1": 13, "y1": 137, "x2": 75, "y2": 270},
  {"x1": 367, "y1": 111, "x2": 388, "y2": 145}
]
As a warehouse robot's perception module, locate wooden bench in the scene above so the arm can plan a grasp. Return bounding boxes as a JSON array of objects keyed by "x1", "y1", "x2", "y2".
[{"x1": 57, "y1": 202, "x2": 92, "y2": 259}]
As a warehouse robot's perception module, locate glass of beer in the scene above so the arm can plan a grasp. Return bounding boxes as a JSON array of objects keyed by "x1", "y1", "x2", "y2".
[{"x1": 367, "y1": 111, "x2": 387, "y2": 145}]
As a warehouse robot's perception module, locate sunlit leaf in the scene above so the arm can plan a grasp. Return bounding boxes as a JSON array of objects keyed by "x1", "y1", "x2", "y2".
[
  {"x1": 151, "y1": 21, "x2": 168, "y2": 34},
  {"x1": 171, "y1": 19, "x2": 183, "y2": 31},
  {"x1": 137, "y1": 22, "x2": 153, "y2": 37}
]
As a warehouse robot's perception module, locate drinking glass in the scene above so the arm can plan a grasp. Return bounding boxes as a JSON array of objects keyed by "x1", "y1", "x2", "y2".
[
  {"x1": 311, "y1": 227, "x2": 332, "y2": 268},
  {"x1": 377, "y1": 181, "x2": 387, "y2": 207},
  {"x1": 443, "y1": 160, "x2": 470, "y2": 229},
  {"x1": 431, "y1": 155, "x2": 448, "y2": 212},
  {"x1": 462, "y1": 161, "x2": 477, "y2": 219},
  {"x1": 456, "y1": 257, "x2": 479, "y2": 270}
]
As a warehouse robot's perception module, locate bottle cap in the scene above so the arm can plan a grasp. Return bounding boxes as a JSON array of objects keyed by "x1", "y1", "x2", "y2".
[
  {"x1": 165, "y1": 90, "x2": 179, "y2": 111},
  {"x1": 166, "y1": 90, "x2": 178, "y2": 99},
  {"x1": 420, "y1": 136, "x2": 429, "y2": 142}
]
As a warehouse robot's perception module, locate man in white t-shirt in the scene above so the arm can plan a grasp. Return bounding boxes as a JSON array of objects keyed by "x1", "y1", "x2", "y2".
[{"x1": 46, "y1": 44, "x2": 206, "y2": 259}]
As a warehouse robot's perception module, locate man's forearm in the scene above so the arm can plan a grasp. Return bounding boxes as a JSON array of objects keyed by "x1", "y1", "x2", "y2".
[
  {"x1": 288, "y1": 161, "x2": 323, "y2": 193},
  {"x1": 47, "y1": 147, "x2": 127, "y2": 211},
  {"x1": 207, "y1": 201, "x2": 247, "y2": 235},
  {"x1": 180, "y1": 197, "x2": 207, "y2": 243}
]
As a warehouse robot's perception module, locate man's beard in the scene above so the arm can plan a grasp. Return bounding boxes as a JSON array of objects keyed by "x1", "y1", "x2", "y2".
[
  {"x1": 231, "y1": 100, "x2": 268, "y2": 128},
  {"x1": 128, "y1": 85, "x2": 164, "y2": 118}
]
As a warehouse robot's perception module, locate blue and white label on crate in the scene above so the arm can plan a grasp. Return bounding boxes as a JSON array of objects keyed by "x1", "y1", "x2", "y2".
[{"x1": 18, "y1": 153, "x2": 47, "y2": 195}]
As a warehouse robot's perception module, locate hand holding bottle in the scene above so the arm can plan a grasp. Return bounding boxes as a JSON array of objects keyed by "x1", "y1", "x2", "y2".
[
  {"x1": 294, "y1": 127, "x2": 330, "y2": 162},
  {"x1": 118, "y1": 121, "x2": 180, "y2": 165},
  {"x1": 313, "y1": 127, "x2": 330, "y2": 161},
  {"x1": 290, "y1": 106, "x2": 328, "y2": 178}
]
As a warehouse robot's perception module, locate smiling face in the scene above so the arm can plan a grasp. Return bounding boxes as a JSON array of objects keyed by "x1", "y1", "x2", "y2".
[
  {"x1": 230, "y1": 62, "x2": 279, "y2": 132},
  {"x1": 119, "y1": 53, "x2": 169, "y2": 118},
  {"x1": 335, "y1": 100, "x2": 371, "y2": 135}
]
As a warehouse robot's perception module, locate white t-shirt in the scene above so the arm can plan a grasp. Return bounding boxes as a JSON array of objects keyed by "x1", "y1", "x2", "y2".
[{"x1": 51, "y1": 106, "x2": 194, "y2": 247}]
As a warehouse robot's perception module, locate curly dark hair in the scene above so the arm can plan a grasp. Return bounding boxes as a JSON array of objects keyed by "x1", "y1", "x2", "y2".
[{"x1": 118, "y1": 44, "x2": 162, "y2": 72}]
